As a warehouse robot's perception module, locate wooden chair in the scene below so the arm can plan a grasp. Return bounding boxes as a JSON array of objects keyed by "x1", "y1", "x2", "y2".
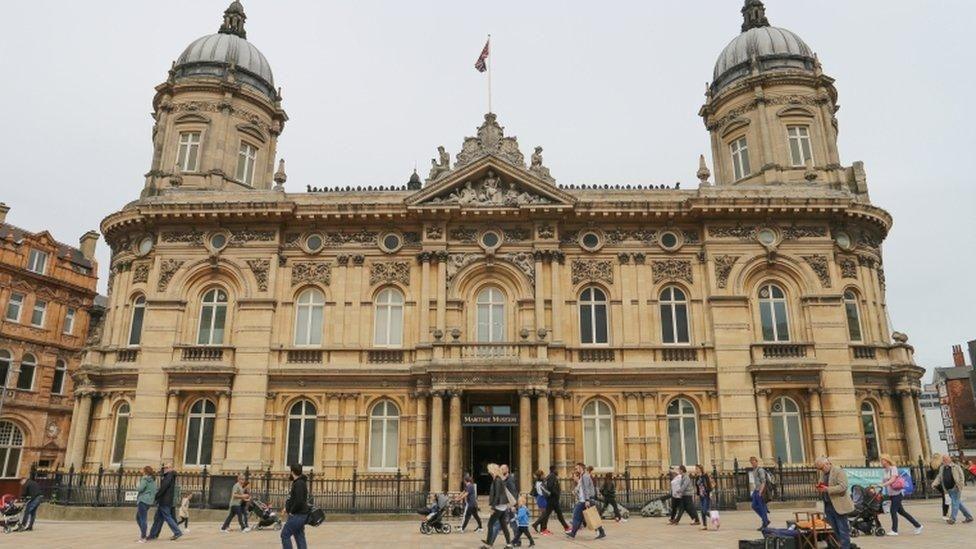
[{"x1": 793, "y1": 511, "x2": 838, "y2": 549}]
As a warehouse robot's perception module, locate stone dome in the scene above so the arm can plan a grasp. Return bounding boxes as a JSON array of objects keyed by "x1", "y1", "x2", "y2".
[
  {"x1": 711, "y1": 1, "x2": 816, "y2": 94},
  {"x1": 172, "y1": 2, "x2": 276, "y2": 100}
]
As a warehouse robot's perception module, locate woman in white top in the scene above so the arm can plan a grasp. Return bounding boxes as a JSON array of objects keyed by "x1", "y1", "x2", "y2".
[{"x1": 879, "y1": 454, "x2": 922, "y2": 536}]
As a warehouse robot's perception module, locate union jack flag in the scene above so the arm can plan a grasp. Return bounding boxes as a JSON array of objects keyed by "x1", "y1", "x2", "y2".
[{"x1": 474, "y1": 39, "x2": 490, "y2": 72}]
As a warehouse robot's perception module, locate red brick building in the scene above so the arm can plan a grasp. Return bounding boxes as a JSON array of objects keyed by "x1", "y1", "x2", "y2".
[{"x1": 934, "y1": 344, "x2": 976, "y2": 458}]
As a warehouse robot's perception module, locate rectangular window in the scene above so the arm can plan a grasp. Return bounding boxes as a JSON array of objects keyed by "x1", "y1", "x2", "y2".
[
  {"x1": 16, "y1": 364, "x2": 34, "y2": 391},
  {"x1": 52, "y1": 365, "x2": 66, "y2": 395},
  {"x1": 27, "y1": 249, "x2": 48, "y2": 275},
  {"x1": 730, "y1": 137, "x2": 751, "y2": 180},
  {"x1": 845, "y1": 302, "x2": 862, "y2": 342},
  {"x1": 5, "y1": 293, "x2": 24, "y2": 322},
  {"x1": 177, "y1": 131, "x2": 201, "y2": 172},
  {"x1": 31, "y1": 300, "x2": 47, "y2": 328},
  {"x1": 787, "y1": 125, "x2": 813, "y2": 167},
  {"x1": 236, "y1": 142, "x2": 258, "y2": 186},
  {"x1": 111, "y1": 415, "x2": 129, "y2": 465},
  {"x1": 63, "y1": 307, "x2": 76, "y2": 335}
]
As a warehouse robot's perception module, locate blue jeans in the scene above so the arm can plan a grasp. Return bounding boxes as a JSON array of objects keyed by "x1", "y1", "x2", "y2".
[
  {"x1": 888, "y1": 494, "x2": 919, "y2": 532},
  {"x1": 700, "y1": 495, "x2": 711, "y2": 523},
  {"x1": 148, "y1": 504, "x2": 181, "y2": 539},
  {"x1": 751, "y1": 490, "x2": 769, "y2": 527},
  {"x1": 136, "y1": 502, "x2": 150, "y2": 538},
  {"x1": 21, "y1": 496, "x2": 42, "y2": 528},
  {"x1": 824, "y1": 499, "x2": 850, "y2": 549},
  {"x1": 948, "y1": 488, "x2": 974, "y2": 522},
  {"x1": 222, "y1": 504, "x2": 248, "y2": 530},
  {"x1": 281, "y1": 513, "x2": 307, "y2": 549}
]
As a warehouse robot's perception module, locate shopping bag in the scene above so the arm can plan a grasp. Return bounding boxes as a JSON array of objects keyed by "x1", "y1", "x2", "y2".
[
  {"x1": 881, "y1": 500, "x2": 891, "y2": 514},
  {"x1": 944, "y1": 493, "x2": 952, "y2": 506},
  {"x1": 710, "y1": 509, "x2": 721, "y2": 529},
  {"x1": 583, "y1": 504, "x2": 604, "y2": 530}
]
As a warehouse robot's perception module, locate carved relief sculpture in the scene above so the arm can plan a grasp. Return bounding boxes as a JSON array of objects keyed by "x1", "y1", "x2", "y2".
[
  {"x1": 291, "y1": 262, "x2": 332, "y2": 287},
  {"x1": 714, "y1": 255, "x2": 739, "y2": 289},
  {"x1": 651, "y1": 259, "x2": 693, "y2": 284},
  {"x1": 571, "y1": 259, "x2": 614, "y2": 285},
  {"x1": 369, "y1": 261, "x2": 411, "y2": 286},
  {"x1": 455, "y1": 113, "x2": 526, "y2": 169},
  {"x1": 802, "y1": 255, "x2": 832, "y2": 288},
  {"x1": 428, "y1": 171, "x2": 551, "y2": 207},
  {"x1": 529, "y1": 146, "x2": 555, "y2": 183},
  {"x1": 839, "y1": 257, "x2": 858, "y2": 279},
  {"x1": 427, "y1": 146, "x2": 451, "y2": 182},
  {"x1": 246, "y1": 259, "x2": 271, "y2": 291},
  {"x1": 132, "y1": 262, "x2": 151, "y2": 284},
  {"x1": 157, "y1": 259, "x2": 185, "y2": 292}
]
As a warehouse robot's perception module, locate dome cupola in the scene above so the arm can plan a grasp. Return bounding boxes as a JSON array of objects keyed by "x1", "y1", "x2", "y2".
[
  {"x1": 172, "y1": 1, "x2": 276, "y2": 99},
  {"x1": 711, "y1": 0, "x2": 816, "y2": 95}
]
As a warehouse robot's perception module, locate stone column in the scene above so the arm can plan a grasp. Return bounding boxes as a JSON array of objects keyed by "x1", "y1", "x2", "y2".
[
  {"x1": 419, "y1": 253, "x2": 431, "y2": 343},
  {"x1": 64, "y1": 394, "x2": 82, "y2": 466},
  {"x1": 537, "y1": 391, "x2": 551, "y2": 473},
  {"x1": 212, "y1": 390, "x2": 231, "y2": 469},
  {"x1": 554, "y1": 392, "x2": 568, "y2": 473},
  {"x1": 429, "y1": 391, "x2": 444, "y2": 493},
  {"x1": 899, "y1": 389, "x2": 924, "y2": 462},
  {"x1": 642, "y1": 393, "x2": 660, "y2": 474},
  {"x1": 67, "y1": 392, "x2": 94, "y2": 468},
  {"x1": 533, "y1": 252, "x2": 546, "y2": 337},
  {"x1": 435, "y1": 252, "x2": 447, "y2": 333},
  {"x1": 414, "y1": 390, "x2": 429, "y2": 480},
  {"x1": 550, "y1": 255, "x2": 562, "y2": 342},
  {"x1": 448, "y1": 390, "x2": 462, "y2": 492},
  {"x1": 160, "y1": 390, "x2": 179, "y2": 463},
  {"x1": 808, "y1": 388, "x2": 827, "y2": 459},
  {"x1": 755, "y1": 389, "x2": 773, "y2": 460},
  {"x1": 519, "y1": 390, "x2": 533, "y2": 491}
]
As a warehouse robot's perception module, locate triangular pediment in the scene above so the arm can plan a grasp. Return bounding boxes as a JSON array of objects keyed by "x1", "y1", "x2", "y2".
[{"x1": 406, "y1": 157, "x2": 575, "y2": 208}]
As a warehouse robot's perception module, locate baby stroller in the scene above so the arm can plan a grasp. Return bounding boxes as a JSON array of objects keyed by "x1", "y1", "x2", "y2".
[
  {"x1": 848, "y1": 484, "x2": 885, "y2": 537},
  {"x1": 0, "y1": 495, "x2": 24, "y2": 534},
  {"x1": 417, "y1": 493, "x2": 453, "y2": 534},
  {"x1": 248, "y1": 499, "x2": 282, "y2": 531}
]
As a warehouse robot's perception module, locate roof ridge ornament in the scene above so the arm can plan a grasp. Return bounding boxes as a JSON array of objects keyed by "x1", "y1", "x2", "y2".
[
  {"x1": 219, "y1": 1, "x2": 247, "y2": 39},
  {"x1": 741, "y1": 0, "x2": 770, "y2": 32},
  {"x1": 455, "y1": 113, "x2": 526, "y2": 171}
]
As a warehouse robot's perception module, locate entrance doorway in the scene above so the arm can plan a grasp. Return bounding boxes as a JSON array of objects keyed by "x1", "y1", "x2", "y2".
[{"x1": 467, "y1": 403, "x2": 515, "y2": 494}]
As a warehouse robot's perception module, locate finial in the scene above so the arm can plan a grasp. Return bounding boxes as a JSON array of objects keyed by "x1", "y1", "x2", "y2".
[
  {"x1": 407, "y1": 169, "x2": 422, "y2": 190},
  {"x1": 274, "y1": 159, "x2": 287, "y2": 189},
  {"x1": 219, "y1": 1, "x2": 247, "y2": 39},
  {"x1": 741, "y1": 0, "x2": 770, "y2": 32},
  {"x1": 697, "y1": 154, "x2": 711, "y2": 186}
]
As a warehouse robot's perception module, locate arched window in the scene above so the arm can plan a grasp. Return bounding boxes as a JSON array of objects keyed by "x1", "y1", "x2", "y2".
[
  {"x1": 476, "y1": 287, "x2": 505, "y2": 342},
  {"x1": 0, "y1": 350, "x2": 10, "y2": 388},
  {"x1": 111, "y1": 403, "x2": 131, "y2": 465},
  {"x1": 368, "y1": 400, "x2": 400, "y2": 471},
  {"x1": 294, "y1": 289, "x2": 325, "y2": 346},
  {"x1": 184, "y1": 399, "x2": 216, "y2": 466},
  {"x1": 17, "y1": 353, "x2": 36, "y2": 391},
  {"x1": 197, "y1": 288, "x2": 228, "y2": 345},
  {"x1": 667, "y1": 398, "x2": 699, "y2": 466},
  {"x1": 128, "y1": 295, "x2": 146, "y2": 346},
  {"x1": 861, "y1": 401, "x2": 880, "y2": 461},
  {"x1": 286, "y1": 400, "x2": 316, "y2": 468},
  {"x1": 843, "y1": 290, "x2": 862, "y2": 342},
  {"x1": 0, "y1": 421, "x2": 24, "y2": 478},
  {"x1": 373, "y1": 288, "x2": 404, "y2": 347},
  {"x1": 771, "y1": 396, "x2": 805, "y2": 463},
  {"x1": 758, "y1": 283, "x2": 790, "y2": 342},
  {"x1": 52, "y1": 359, "x2": 67, "y2": 395},
  {"x1": 582, "y1": 399, "x2": 615, "y2": 470},
  {"x1": 660, "y1": 286, "x2": 690, "y2": 344},
  {"x1": 579, "y1": 287, "x2": 609, "y2": 345}
]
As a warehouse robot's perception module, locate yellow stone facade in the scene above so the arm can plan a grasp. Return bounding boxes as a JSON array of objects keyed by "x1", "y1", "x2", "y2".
[{"x1": 68, "y1": 1, "x2": 926, "y2": 492}]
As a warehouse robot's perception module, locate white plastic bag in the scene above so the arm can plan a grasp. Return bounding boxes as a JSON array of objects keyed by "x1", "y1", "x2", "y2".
[{"x1": 709, "y1": 509, "x2": 720, "y2": 529}]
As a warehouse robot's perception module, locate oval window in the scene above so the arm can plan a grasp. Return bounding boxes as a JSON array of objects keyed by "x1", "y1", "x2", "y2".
[
  {"x1": 835, "y1": 232, "x2": 852, "y2": 251},
  {"x1": 757, "y1": 228, "x2": 777, "y2": 246},
  {"x1": 210, "y1": 233, "x2": 228, "y2": 250},
  {"x1": 137, "y1": 237, "x2": 154, "y2": 255}
]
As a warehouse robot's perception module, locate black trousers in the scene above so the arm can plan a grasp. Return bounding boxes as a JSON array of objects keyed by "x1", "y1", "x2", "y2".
[
  {"x1": 221, "y1": 504, "x2": 247, "y2": 530},
  {"x1": 486, "y1": 509, "x2": 511, "y2": 545},
  {"x1": 512, "y1": 525, "x2": 534, "y2": 545},
  {"x1": 673, "y1": 495, "x2": 697, "y2": 523},
  {"x1": 600, "y1": 496, "x2": 622, "y2": 519},
  {"x1": 534, "y1": 498, "x2": 570, "y2": 531},
  {"x1": 177, "y1": 516, "x2": 189, "y2": 528},
  {"x1": 461, "y1": 503, "x2": 482, "y2": 530}
]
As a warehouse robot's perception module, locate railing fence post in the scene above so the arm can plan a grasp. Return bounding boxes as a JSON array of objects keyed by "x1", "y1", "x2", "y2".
[
  {"x1": 351, "y1": 469, "x2": 358, "y2": 514},
  {"x1": 624, "y1": 469, "x2": 631, "y2": 507},
  {"x1": 264, "y1": 466, "x2": 272, "y2": 503},
  {"x1": 918, "y1": 457, "x2": 927, "y2": 499},
  {"x1": 95, "y1": 464, "x2": 104, "y2": 506},
  {"x1": 776, "y1": 456, "x2": 784, "y2": 502},
  {"x1": 396, "y1": 468, "x2": 402, "y2": 511},
  {"x1": 201, "y1": 465, "x2": 209, "y2": 509},
  {"x1": 116, "y1": 464, "x2": 124, "y2": 506},
  {"x1": 66, "y1": 464, "x2": 75, "y2": 506}
]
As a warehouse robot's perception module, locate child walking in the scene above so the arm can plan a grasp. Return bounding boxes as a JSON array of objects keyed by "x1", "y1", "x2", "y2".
[
  {"x1": 176, "y1": 492, "x2": 193, "y2": 532},
  {"x1": 512, "y1": 496, "x2": 535, "y2": 547}
]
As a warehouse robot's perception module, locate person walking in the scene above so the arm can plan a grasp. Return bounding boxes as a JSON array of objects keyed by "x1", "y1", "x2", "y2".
[
  {"x1": 135, "y1": 466, "x2": 157, "y2": 543},
  {"x1": 280, "y1": 464, "x2": 310, "y2": 549},
  {"x1": 221, "y1": 475, "x2": 250, "y2": 533},
  {"x1": 695, "y1": 465, "x2": 713, "y2": 531},
  {"x1": 147, "y1": 463, "x2": 182, "y2": 541},
  {"x1": 529, "y1": 470, "x2": 548, "y2": 534},
  {"x1": 671, "y1": 466, "x2": 697, "y2": 525},
  {"x1": 511, "y1": 495, "x2": 535, "y2": 547},
  {"x1": 482, "y1": 463, "x2": 512, "y2": 549},
  {"x1": 460, "y1": 473, "x2": 483, "y2": 533},
  {"x1": 533, "y1": 465, "x2": 569, "y2": 535},
  {"x1": 749, "y1": 457, "x2": 771, "y2": 531},
  {"x1": 566, "y1": 462, "x2": 607, "y2": 540},
  {"x1": 599, "y1": 472, "x2": 625, "y2": 523},
  {"x1": 176, "y1": 492, "x2": 193, "y2": 533},
  {"x1": 932, "y1": 454, "x2": 974, "y2": 525},
  {"x1": 15, "y1": 475, "x2": 43, "y2": 532},
  {"x1": 927, "y1": 453, "x2": 950, "y2": 521},
  {"x1": 668, "y1": 468, "x2": 682, "y2": 524},
  {"x1": 815, "y1": 456, "x2": 853, "y2": 549},
  {"x1": 879, "y1": 454, "x2": 922, "y2": 535}
]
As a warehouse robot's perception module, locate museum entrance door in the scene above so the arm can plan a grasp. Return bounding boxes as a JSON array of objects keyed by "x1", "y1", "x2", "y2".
[{"x1": 466, "y1": 401, "x2": 517, "y2": 494}]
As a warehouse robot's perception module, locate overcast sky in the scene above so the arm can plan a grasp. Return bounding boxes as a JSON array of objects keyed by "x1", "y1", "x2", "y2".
[{"x1": 1, "y1": 1, "x2": 973, "y2": 377}]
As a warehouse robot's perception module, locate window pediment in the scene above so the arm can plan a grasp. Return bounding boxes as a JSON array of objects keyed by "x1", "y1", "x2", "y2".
[
  {"x1": 408, "y1": 161, "x2": 575, "y2": 209},
  {"x1": 776, "y1": 106, "x2": 816, "y2": 119},
  {"x1": 720, "y1": 117, "x2": 750, "y2": 139},
  {"x1": 236, "y1": 123, "x2": 268, "y2": 144},
  {"x1": 174, "y1": 113, "x2": 210, "y2": 125}
]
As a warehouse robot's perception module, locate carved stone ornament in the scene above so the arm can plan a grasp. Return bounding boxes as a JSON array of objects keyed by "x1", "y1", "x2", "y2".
[
  {"x1": 651, "y1": 259, "x2": 693, "y2": 284},
  {"x1": 230, "y1": 229, "x2": 276, "y2": 244},
  {"x1": 427, "y1": 170, "x2": 551, "y2": 207},
  {"x1": 291, "y1": 262, "x2": 331, "y2": 287},
  {"x1": 455, "y1": 113, "x2": 526, "y2": 169},
  {"x1": 502, "y1": 252, "x2": 535, "y2": 284},
  {"x1": 162, "y1": 230, "x2": 204, "y2": 245},
  {"x1": 781, "y1": 225, "x2": 827, "y2": 240},
  {"x1": 503, "y1": 228, "x2": 529, "y2": 242},
  {"x1": 246, "y1": 259, "x2": 271, "y2": 291},
  {"x1": 802, "y1": 255, "x2": 832, "y2": 288},
  {"x1": 714, "y1": 255, "x2": 739, "y2": 289},
  {"x1": 449, "y1": 228, "x2": 478, "y2": 243},
  {"x1": 710, "y1": 225, "x2": 824, "y2": 241},
  {"x1": 839, "y1": 257, "x2": 858, "y2": 279},
  {"x1": 529, "y1": 146, "x2": 555, "y2": 183},
  {"x1": 369, "y1": 261, "x2": 411, "y2": 286},
  {"x1": 427, "y1": 145, "x2": 452, "y2": 182},
  {"x1": 571, "y1": 259, "x2": 613, "y2": 285},
  {"x1": 132, "y1": 262, "x2": 151, "y2": 284},
  {"x1": 157, "y1": 259, "x2": 184, "y2": 292},
  {"x1": 446, "y1": 253, "x2": 479, "y2": 281},
  {"x1": 425, "y1": 226, "x2": 444, "y2": 239},
  {"x1": 537, "y1": 225, "x2": 555, "y2": 239}
]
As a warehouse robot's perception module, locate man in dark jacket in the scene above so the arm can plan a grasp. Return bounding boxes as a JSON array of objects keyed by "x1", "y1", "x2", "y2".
[
  {"x1": 281, "y1": 464, "x2": 310, "y2": 549},
  {"x1": 533, "y1": 465, "x2": 570, "y2": 534},
  {"x1": 148, "y1": 462, "x2": 182, "y2": 541},
  {"x1": 16, "y1": 476, "x2": 43, "y2": 531}
]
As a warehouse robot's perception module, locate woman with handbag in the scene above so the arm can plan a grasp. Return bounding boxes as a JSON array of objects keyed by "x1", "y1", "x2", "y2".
[
  {"x1": 880, "y1": 454, "x2": 922, "y2": 536},
  {"x1": 482, "y1": 463, "x2": 512, "y2": 549}
]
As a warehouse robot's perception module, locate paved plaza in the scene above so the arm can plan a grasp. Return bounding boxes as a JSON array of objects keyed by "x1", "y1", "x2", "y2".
[{"x1": 11, "y1": 497, "x2": 976, "y2": 548}]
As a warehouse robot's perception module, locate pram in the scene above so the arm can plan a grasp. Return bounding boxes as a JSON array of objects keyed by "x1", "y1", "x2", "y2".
[
  {"x1": 0, "y1": 494, "x2": 24, "y2": 534},
  {"x1": 248, "y1": 498, "x2": 282, "y2": 531},
  {"x1": 417, "y1": 493, "x2": 453, "y2": 534},
  {"x1": 848, "y1": 484, "x2": 885, "y2": 537}
]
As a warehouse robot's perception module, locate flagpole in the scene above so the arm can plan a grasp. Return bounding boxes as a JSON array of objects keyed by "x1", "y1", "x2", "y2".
[{"x1": 487, "y1": 34, "x2": 492, "y2": 114}]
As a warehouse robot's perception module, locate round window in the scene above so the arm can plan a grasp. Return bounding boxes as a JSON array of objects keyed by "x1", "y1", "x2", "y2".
[
  {"x1": 306, "y1": 234, "x2": 323, "y2": 253},
  {"x1": 581, "y1": 232, "x2": 600, "y2": 250},
  {"x1": 210, "y1": 233, "x2": 228, "y2": 250},
  {"x1": 137, "y1": 236, "x2": 154, "y2": 255},
  {"x1": 757, "y1": 228, "x2": 777, "y2": 246},
  {"x1": 835, "y1": 232, "x2": 852, "y2": 251},
  {"x1": 481, "y1": 231, "x2": 500, "y2": 249},
  {"x1": 381, "y1": 233, "x2": 402, "y2": 253},
  {"x1": 660, "y1": 232, "x2": 678, "y2": 249}
]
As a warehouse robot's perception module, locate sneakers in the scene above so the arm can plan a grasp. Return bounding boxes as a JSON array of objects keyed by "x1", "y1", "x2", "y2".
[
  {"x1": 532, "y1": 524, "x2": 540, "y2": 533},
  {"x1": 219, "y1": 528, "x2": 229, "y2": 534},
  {"x1": 183, "y1": 528, "x2": 190, "y2": 533},
  {"x1": 965, "y1": 518, "x2": 974, "y2": 524},
  {"x1": 564, "y1": 532, "x2": 576, "y2": 539},
  {"x1": 541, "y1": 529, "x2": 552, "y2": 536},
  {"x1": 170, "y1": 533, "x2": 182, "y2": 541},
  {"x1": 242, "y1": 527, "x2": 252, "y2": 533},
  {"x1": 886, "y1": 531, "x2": 899, "y2": 536},
  {"x1": 620, "y1": 518, "x2": 628, "y2": 523},
  {"x1": 137, "y1": 540, "x2": 147, "y2": 544},
  {"x1": 914, "y1": 525, "x2": 924, "y2": 535}
]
